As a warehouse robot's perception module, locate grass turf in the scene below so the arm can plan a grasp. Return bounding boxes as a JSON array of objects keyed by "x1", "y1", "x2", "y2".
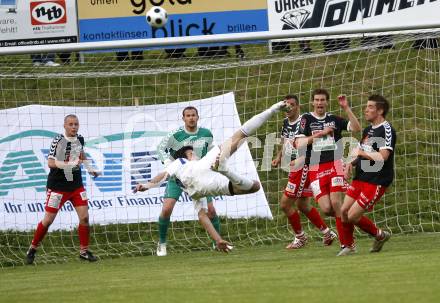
[
  {"x1": 0, "y1": 37, "x2": 439, "y2": 267},
  {"x1": 1, "y1": 233, "x2": 439, "y2": 303}
]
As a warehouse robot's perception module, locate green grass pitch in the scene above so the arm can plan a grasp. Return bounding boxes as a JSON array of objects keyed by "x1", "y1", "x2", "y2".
[{"x1": 1, "y1": 233, "x2": 439, "y2": 303}]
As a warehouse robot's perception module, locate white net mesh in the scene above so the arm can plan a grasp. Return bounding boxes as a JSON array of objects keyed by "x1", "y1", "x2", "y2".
[{"x1": 1, "y1": 31, "x2": 439, "y2": 266}]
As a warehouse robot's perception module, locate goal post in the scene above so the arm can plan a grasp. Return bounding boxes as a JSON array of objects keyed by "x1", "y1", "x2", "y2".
[{"x1": 1, "y1": 26, "x2": 439, "y2": 267}]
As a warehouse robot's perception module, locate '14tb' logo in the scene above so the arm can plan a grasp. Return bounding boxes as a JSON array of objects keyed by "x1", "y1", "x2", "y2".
[{"x1": 31, "y1": 0, "x2": 67, "y2": 25}]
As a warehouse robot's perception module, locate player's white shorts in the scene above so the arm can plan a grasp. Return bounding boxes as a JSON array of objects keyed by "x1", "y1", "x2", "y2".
[
  {"x1": 192, "y1": 197, "x2": 208, "y2": 212},
  {"x1": 185, "y1": 145, "x2": 232, "y2": 199},
  {"x1": 186, "y1": 169, "x2": 232, "y2": 200}
]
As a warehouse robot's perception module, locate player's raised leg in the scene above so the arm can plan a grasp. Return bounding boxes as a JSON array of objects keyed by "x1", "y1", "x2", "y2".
[
  {"x1": 199, "y1": 145, "x2": 259, "y2": 195},
  {"x1": 218, "y1": 100, "x2": 291, "y2": 165},
  {"x1": 213, "y1": 101, "x2": 291, "y2": 194}
]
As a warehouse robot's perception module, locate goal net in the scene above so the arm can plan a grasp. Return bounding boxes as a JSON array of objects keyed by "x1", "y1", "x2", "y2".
[{"x1": 1, "y1": 30, "x2": 439, "y2": 266}]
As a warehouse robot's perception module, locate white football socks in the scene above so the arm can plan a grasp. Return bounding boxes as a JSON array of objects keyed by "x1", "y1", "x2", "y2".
[{"x1": 240, "y1": 101, "x2": 284, "y2": 136}]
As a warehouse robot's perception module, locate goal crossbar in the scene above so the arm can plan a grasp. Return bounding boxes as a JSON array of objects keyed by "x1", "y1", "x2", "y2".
[{"x1": 1, "y1": 22, "x2": 440, "y2": 55}]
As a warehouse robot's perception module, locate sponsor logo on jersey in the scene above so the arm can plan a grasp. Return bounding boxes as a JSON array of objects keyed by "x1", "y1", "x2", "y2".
[
  {"x1": 80, "y1": 190, "x2": 88, "y2": 201},
  {"x1": 323, "y1": 121, "x2": 336, "y2": 128},
  {"x1": 285, "y1": 181, "x2": 297, "y2": 193},
  {"x1": 300, "y1": 118, "x2": 307, "y2": 130},
  {"x1": 47, "y1": 191, "x2": 63, "y2": 208},
  {"x1": 310, "y1": 179, "x2": 321, "y2": 196},
  {"x1": 331, "y1": 176, "x2": 344, "y2": 187}
]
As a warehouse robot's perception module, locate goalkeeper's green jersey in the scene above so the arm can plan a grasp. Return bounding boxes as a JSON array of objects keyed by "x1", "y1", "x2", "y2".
[{"x1": 157, "y1": 126, "x2": 214, "y2": 163}]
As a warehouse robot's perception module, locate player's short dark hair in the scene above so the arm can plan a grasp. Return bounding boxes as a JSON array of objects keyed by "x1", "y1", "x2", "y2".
[
  {"x1": 182, "y1": 106, "x2": 198, "y2": 117},
  {"x1": 368, "y1": 94, "x2": 390, "y2": 117},
  {"x1": 64, "y1": 114, "x2": 78, "y2": 122},
  {"x1": 174, "y1": 145, "x2": 194, "y2": 159},
  {"x1": 312, "y1": 88, "x2": 330, "y2": 101},
  {"x1": 284, "y1": 94, "x2": 299, "y2": 105}
]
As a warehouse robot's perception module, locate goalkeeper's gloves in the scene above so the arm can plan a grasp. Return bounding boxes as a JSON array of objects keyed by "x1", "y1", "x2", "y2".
[{"x1": 82, "y1": 159, "x2": 101, "y2": 178}]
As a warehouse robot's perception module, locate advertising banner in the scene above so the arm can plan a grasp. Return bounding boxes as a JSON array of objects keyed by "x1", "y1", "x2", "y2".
[
  {"x1": 0, "y1": 0, "x2": 78, "y2": 47},
  {"x1": 268, "y1": 0, "x2": 439, "y2": 35},
  {"x1": 0, "y1": 93, "x2": 272, "y2": 231},
  {"x1": 77, "y1": 0, "x2": 268, "y2": 42}
]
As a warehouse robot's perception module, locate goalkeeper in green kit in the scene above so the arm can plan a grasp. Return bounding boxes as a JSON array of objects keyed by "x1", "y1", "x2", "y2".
[{"x1": 155, "y1": 106, "x2": 220, "y2": 256}]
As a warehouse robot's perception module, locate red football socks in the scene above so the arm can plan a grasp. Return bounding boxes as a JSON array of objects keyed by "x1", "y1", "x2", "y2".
[
  {"x1": 78, "y1": 224, "x2": 90, "y2": 251},
  {"x1": 288, "y1": 211, "x2": 303, "y2": 235},
  {"x1": 335, "y1": 217, "x2": 345, "y2": 246},
  {"x1": 31, "y1": 221, "x2": 48, "y2": 248},
  {"x1": 356, "y1": 216, "x2": 379, "y2": 237},
  {"x1": 304, "y1": 207, "x2": 327, "y2": 231},
  {"x1": 342, "y1": 221, "x2": 355, "y2": 247}
]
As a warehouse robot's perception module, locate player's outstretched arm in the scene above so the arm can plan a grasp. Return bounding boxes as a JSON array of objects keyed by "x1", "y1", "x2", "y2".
[
  {"x1": 133, "y1": 171, "x2": 169, "y2": 193},
  {"x1": 338, "y1": 95, "x2": 361, "y2": 133},
  {"x1": 272, "y1": 138, "x2": 284, "y2": 168},
  {"x1": 198, "y1": 209, "x2": 233, "y2": 253},
  {"x1": 156, "y1": 130, "x2": 175, "y2": 167},
  {"x1": 354, "y1": 148, "x2": 391, "y2": 162},
  {"x1": 81, "y1": 152, "x2": 101, "y2": 178}
]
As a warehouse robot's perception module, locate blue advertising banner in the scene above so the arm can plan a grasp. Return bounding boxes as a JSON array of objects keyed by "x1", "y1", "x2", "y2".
[
  {"x1": 77, "y1": 0, "x2": 268, "y2": 46},
  {"x1": 79, "y1": 10, "x2": 268, "y2": 43}
]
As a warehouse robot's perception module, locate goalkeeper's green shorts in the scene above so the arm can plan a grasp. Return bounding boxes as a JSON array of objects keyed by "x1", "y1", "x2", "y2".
[{"x1": 164, "y1": 178, "x2": 213, "y2": 203}]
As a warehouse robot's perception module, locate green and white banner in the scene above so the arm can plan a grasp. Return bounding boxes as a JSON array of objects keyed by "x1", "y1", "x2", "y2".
[{"x1": 0, "y1": 92, "x2": 272, "y2": 231}]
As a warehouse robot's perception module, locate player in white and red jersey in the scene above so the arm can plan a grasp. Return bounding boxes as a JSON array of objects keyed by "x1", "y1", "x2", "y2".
[
  {"x1": 272, "y1": 95, "x2": 336, "y2": 249},
  {"x1": 337, "y1": 94, "x2": 396, "y2": 256},
  {"x1": 296, "y1": 89, "x2": 361, "y2": 248}
]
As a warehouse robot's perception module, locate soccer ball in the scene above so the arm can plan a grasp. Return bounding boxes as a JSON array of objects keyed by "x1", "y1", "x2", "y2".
[{"x1": 146, "y1": 6, "x2": 168, "y2": 28}]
